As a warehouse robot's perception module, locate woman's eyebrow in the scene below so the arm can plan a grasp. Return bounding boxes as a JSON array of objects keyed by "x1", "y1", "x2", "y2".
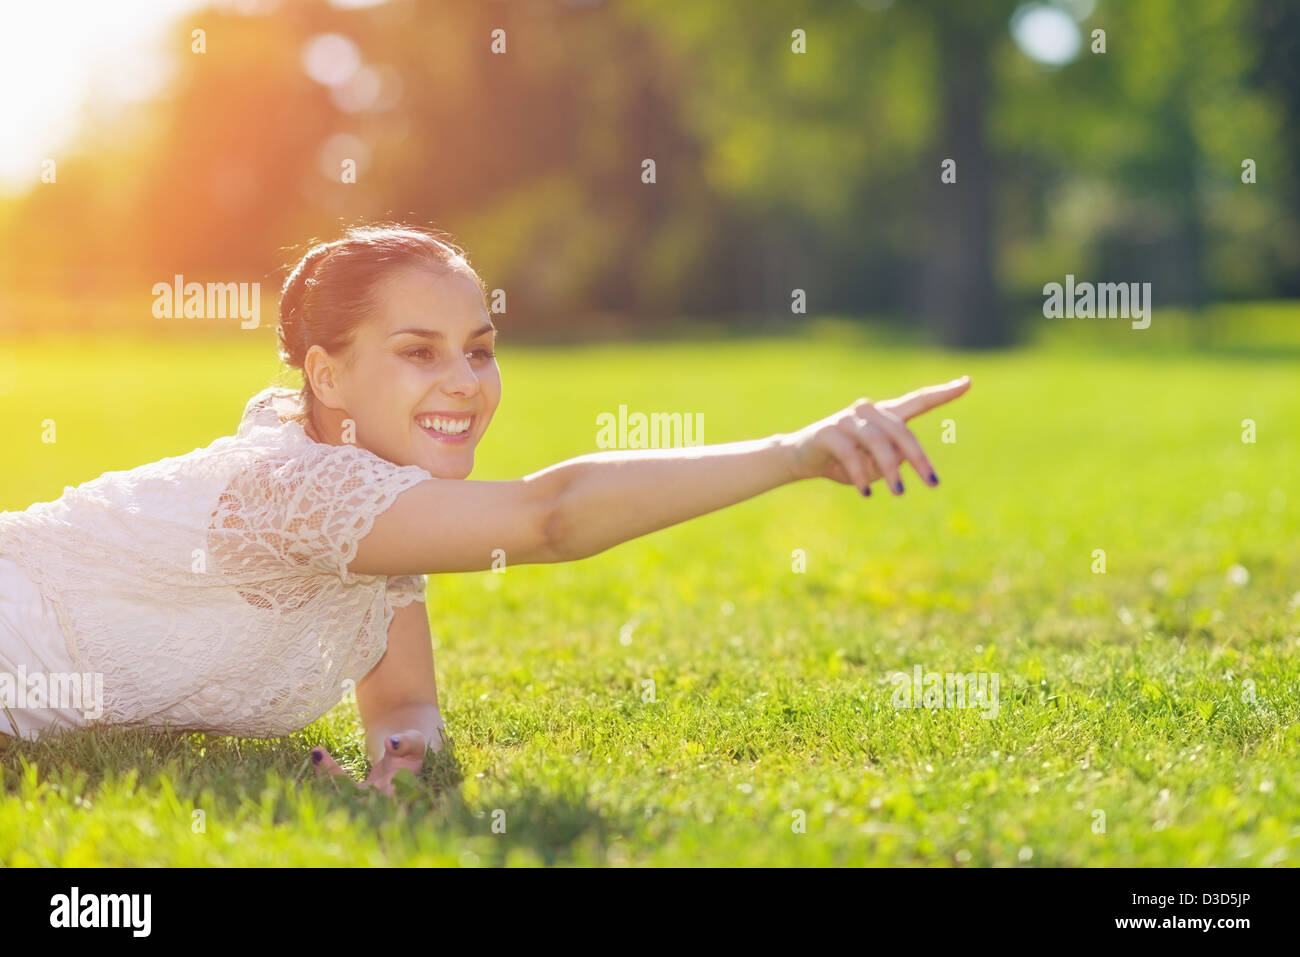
[{"x1": 388, "y1": 323, "x2": 496, "y2": 340}]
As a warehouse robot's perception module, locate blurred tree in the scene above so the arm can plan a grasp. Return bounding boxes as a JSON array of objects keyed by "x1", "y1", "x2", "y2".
[
  {"x1": 1, "y1": 0, "x2": 1296, "y2": 345},
  {"x1": 994, "y1": 0, "x2": 1292, "y2": 316},
  {"x1": 910, "y1": 0, "x2": 1017, "y2": 347},
  {"x1": 1253, "y1": 0, "x2": 1300, "y2": 298}
]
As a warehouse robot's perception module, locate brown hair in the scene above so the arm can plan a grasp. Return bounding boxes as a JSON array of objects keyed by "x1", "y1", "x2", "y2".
[{"x1": 277, "y1": 223, "x2": 488, "y2": 428}]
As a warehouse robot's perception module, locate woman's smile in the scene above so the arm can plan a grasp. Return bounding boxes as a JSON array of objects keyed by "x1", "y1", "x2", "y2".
[{"x1": 415, "y1": 411, "x2": 476, "y2": 443}]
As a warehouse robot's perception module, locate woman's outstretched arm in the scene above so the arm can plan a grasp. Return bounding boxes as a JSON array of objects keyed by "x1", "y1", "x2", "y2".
[{"x1": 349, "y1": 376, "x2": 971, "y2": 577}]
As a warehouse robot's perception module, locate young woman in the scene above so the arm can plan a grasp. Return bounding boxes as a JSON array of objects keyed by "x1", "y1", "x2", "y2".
[{"x1": 0, "y1": 224, "x2": 970, "y2": 795}]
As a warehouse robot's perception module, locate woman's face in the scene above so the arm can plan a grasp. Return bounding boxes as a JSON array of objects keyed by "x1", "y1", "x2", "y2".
[{"x1": 318, "y1": 265, "x2": 500, "y2": 479}]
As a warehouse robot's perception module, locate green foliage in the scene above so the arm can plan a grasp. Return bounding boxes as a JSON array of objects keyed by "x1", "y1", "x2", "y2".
[{"x1": 2, "y1": 0, "x2": 1297, "y2": 338}]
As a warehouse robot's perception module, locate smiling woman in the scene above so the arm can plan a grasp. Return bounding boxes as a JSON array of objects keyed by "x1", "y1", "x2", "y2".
[
  {"x1": 0, "y1": 221, "x2": 970, "y2": 795},
  {"x1": 276, "y1": 226, "x2": 500, "y2": 479}
]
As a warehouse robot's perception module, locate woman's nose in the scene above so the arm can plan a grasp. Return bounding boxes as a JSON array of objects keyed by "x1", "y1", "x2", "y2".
[{"x1": 441, "y1": 355, "x2": 480, "y2": 396}]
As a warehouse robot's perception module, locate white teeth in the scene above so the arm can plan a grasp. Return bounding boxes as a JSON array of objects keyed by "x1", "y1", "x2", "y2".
[{"x1": 417, "y1": 414, "x2": 471, "y2": 435}]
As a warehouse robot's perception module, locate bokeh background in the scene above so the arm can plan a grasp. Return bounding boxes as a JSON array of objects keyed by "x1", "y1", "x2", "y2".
[{"x1": 2, "y1": 0, "x2": 1300, "y2": 344}]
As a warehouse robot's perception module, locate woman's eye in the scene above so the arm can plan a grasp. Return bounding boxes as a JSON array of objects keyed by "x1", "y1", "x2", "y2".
[{"x1": 404, "y1": 344, "x2": 494, "y2": 363}]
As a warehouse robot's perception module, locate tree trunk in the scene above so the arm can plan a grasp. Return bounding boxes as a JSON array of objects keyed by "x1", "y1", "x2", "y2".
[{"x1": 920, "y1": 22, "x2": 1009, "y2": 348}]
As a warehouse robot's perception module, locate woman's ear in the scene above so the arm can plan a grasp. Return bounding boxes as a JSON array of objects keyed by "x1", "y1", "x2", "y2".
[{"x1": 303, "y1": 344, "x2": 346, "y2": 411}]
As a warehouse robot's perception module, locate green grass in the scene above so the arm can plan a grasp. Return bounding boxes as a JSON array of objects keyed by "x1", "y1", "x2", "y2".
[{"x1": 1, "y1": 313, "x2": 1298, "y2": 866}]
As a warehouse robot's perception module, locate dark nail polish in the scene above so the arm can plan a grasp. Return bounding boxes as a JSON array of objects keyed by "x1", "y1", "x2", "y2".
[
  {"x1": 860, "y1": 485, "x2": 871, "y2": 496},
  {"x1": 311, "y1": 749, "x2": 323, "y2": 764},
  {"x1": 390, "y1": 736, "x2": 401, "y2": 749},
  {"x1": 929, "y1": 471, "x2": 939, "y2": 485},
  {"x1": 893, "y1": 480, "x2": 904, "y2": 494}
]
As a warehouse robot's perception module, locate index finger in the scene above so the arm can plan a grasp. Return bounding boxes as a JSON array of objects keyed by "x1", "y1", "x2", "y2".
[{"x1": 880, "y1": 376, "x2": 971, "y2": 422}]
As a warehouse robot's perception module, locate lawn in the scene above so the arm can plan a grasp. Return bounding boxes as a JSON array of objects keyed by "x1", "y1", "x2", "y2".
[{"x1": 1, "y1": 313, "x2": 1297, "y2": 866}]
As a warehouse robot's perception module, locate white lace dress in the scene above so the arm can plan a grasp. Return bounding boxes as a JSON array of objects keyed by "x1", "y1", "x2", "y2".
[{"x1": 0, "y1": 386, "x2": 434, "y2": 742}]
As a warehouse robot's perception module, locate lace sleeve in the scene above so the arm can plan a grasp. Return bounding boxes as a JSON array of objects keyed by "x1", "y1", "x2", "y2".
[
  {"x1": 387, "y1": 573, "x2": 428, "y2": 607},
  {"x1": 209, "y1": 442, "x2": 434, "y2": 584}
]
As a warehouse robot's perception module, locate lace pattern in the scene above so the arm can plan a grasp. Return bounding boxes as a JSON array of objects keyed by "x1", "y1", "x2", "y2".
[{"x1": 0, "y1": 386, "x2": 433, "y2": 736}]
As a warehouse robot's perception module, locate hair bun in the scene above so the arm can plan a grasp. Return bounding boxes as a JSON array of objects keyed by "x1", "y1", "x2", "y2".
[{"x1": 277, "y1": 241, "x2": 337, "y2": 368}]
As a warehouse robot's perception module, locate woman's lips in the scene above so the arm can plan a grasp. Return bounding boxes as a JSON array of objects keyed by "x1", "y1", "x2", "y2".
[{"x1": 415, "y1": 413, "x2": 475, "y2": 444}]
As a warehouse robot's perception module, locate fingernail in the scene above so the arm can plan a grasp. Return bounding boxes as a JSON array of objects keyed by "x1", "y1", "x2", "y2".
[
  {"x1": 893, "y1": 480, "x2": 904, "y2": 494},
  {"x1": 389, "y1": 736, "x2": 401, "y2": 750},
  {"x1": 311, "y1": 749, "x2": 323, "y2": 764},
  {"x1": 860, "y1": 485, "x2": 871, "y2": 497},
  {"x1": 929, "y1": 471, "x2": 939, "y2": 486}
]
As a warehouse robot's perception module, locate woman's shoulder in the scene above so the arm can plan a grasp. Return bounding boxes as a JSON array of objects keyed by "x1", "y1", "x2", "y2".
[
  {"x1": 238, "y1": 385, "x2": 307, "y2": 438},
  {"x1": 230, "y1": 391, "x2": 433, "y2": 493}
]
